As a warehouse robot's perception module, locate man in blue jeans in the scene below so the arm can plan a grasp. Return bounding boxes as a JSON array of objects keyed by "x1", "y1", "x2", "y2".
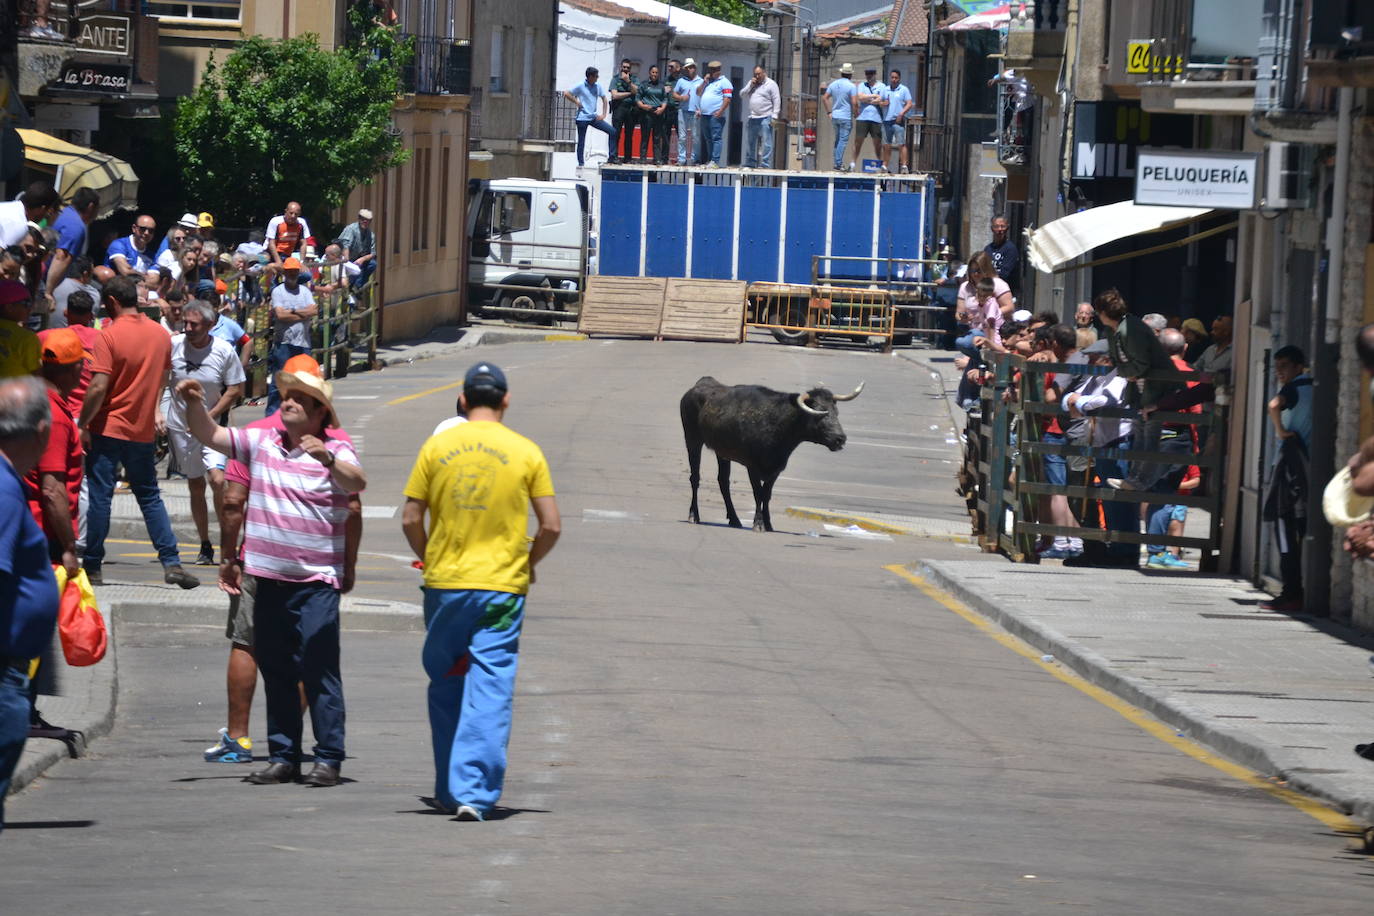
[
  {"x1": 0, "y1": 376, "x2": 61, "y2": 832},
  {"x1": 823, "y1": 62, "x2": 857, "y2": 170},
  {"x1": 78, "y1": 276, "x2": 198, "y2": 588},
  {"x1": 564, "y1": 66, "x2": 619, "y2": 166},
  {"x1": 696, "y1": 61, "x2": 733, "y2": 167},
  {"x1": 266, "y1": 257, "x2": 316, "y2": 415}
]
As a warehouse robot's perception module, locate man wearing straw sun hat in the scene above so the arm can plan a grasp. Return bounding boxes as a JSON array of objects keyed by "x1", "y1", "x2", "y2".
[{"x1": 177, "y1": 360, "x2": 365, "y2": 788}]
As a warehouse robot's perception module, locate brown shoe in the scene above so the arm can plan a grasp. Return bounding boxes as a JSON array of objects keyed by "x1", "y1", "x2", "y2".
[
  {"x1": 164, "y1": 565, "x2": 200, "y2": 589},
  {"x1": 301, "y1": 762, "x2": 341, "y2": 787},
  {"x1": 246, "y1": 762, "x2": 299, "y2": 784}
]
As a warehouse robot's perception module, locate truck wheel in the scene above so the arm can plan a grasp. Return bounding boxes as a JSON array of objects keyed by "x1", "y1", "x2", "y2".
[
  {"x1": 769, "y1": 299, "x2": 809, "y2": 346},
  {"x1": 771, "y1": 326, "x2": 808, "y2": 346}
]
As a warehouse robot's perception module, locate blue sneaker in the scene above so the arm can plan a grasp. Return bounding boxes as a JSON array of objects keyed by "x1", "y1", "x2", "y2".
[
  {"x1": 1159, "y1": 553, "x2": 1193, "y2": 570},
  {"x1": 204, "y1": 727, "x2": 254, "y2": 763}
]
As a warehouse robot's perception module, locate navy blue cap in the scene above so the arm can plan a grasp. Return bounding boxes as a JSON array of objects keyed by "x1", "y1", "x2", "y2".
[{"x1": 464, "y1": 362, "x2": 508, "y2": 392}]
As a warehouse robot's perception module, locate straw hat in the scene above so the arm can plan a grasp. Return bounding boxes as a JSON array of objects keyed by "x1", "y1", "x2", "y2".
[
  {"x1": 1323, "y1": 466, "x2": 1374, "y2": 527},
  {"x1": 275, "y1": 364, "x2": 339, "y2": 428}
]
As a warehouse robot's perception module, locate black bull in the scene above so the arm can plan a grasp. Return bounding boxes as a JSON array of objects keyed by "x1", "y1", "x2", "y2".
[{"x1": 680, "y1": 377, "x2": 864, "y2": 532}]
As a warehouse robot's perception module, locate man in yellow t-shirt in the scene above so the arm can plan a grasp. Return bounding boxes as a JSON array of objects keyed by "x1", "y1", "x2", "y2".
[
  {"x1": 401, "y1": 362, "x2": 560, "y2": 821},
  {"x1": 0, "y1": 282, "x2": 39, "y2": 378}
]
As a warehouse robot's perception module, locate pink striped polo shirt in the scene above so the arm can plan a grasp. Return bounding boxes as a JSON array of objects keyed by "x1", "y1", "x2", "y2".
[{"x1": 226, "y1": 426, "x2": 360, "y2": 588}]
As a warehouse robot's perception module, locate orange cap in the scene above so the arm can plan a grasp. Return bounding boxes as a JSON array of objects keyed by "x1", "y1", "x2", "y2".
[
  {"x1": 39, "y1": 328, "x2": 93, "y2": 365},
  {"x1": 215, "y1": 277, "x2": 228, "y2": 294},
  {"x1": 281, "y1": 353, "x2": 322, "y2": 376},
  {"x1": 282, "y1": 256, "x2": 303, "y2": 270}
]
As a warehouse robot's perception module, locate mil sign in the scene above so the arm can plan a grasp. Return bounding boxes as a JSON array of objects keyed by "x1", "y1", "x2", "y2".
[{"x1": 1134, "y1": 149, "x2": 1259, "y2": 210}]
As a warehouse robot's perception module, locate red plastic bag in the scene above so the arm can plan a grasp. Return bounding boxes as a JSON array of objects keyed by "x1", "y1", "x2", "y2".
[{"x1": 53, "y1": 566, "x2": 108, "y2": 667}]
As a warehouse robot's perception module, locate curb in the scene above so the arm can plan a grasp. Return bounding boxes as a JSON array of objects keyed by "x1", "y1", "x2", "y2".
[
  {"x1": 785, "y1": 506, "x2": 974, "y2": 543},
  {"x1": 7, "y1": 587, "x2": 423, "y2": 801},
  {"x1": 375, "y1": 326, "x2": 587, "y2": 367},
  {"x1": 917, "y1": 559, "x2": 1374, "y2": 825}
]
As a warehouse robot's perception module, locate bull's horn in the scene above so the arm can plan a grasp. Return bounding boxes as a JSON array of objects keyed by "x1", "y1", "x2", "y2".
[
  {"x1": 833, "y1": 381, "x2": 865, "y2": 402},
  {"x1": 795, "y1": 393, "x2": 828, "y2": 416}
]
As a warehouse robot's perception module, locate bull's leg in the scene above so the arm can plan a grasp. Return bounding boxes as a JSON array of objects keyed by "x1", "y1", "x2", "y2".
[
  {"x1": 758, "y1": 473, "x2": 779, "y2": 532},
  {"x1": 685, "y1": 437, "x2": 703, "y2": 523},
  {"x1": 717, "y1": 457, "x2": 742, "y2": 528},
  {"x1": 747, "y1": 468, "x2": 768, "y2": 532}
]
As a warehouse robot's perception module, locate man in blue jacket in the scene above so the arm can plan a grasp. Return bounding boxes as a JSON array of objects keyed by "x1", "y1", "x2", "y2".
[{"x1": 0, "y1": 376, "x2": 60, "y2": 832}]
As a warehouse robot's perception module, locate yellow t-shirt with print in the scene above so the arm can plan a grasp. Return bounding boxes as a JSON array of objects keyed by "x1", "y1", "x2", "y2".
[
  {"x1": 0, "y1": 319, "x2": 39, "y2": 379},
  {"x1": 404, "y1": 420, "x2": 555, "y2": 594}
]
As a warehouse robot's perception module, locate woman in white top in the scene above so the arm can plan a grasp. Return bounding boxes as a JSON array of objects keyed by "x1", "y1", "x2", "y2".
[{"x1": 954, "y1": 250, "x2": 1015, "y2": 364}]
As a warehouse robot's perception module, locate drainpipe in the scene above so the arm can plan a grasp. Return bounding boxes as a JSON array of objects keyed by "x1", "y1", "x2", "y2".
[{"x1": 1305, "y1": 84, "x2": 1353, "y2": 615}]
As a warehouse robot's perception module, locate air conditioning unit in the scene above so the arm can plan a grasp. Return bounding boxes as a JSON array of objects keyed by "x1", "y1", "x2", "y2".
[{"x1": 1261, "y1": 141, "x2": 1310, "y2": 209}]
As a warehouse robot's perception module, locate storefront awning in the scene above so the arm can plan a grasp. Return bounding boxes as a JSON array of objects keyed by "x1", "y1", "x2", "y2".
[
  {"x1": 17, "y1": 128, "x2": 139, "y2": 219},
  {"x1": 943, "y1": 5, "x2": 1010, "y2": 30},
  {"x1": 1027, "y1": 200, "x2": 1217, "y2": 273}
]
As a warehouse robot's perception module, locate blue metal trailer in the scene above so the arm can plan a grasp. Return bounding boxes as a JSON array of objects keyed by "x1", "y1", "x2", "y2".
[{"x1": 596, "y1": 167, "x2": 937, "y2": 285}]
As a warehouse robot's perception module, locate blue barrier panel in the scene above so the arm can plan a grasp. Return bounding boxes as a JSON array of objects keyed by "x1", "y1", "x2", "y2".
[
  {"x1": 599, "y1": 171, "x2": 643, "y2": 276},
  {"x1": 783, "y1": 176, "x2": 828, "y2": 283},
  {"x1": 738, "y1": 184, "x2": 782, "y2": 283},
  {"x1": 691, "y1": 182, "x2": 735, "y2": 279},
  {"x1": 831, "y1": 177, "x2": 877, "y2": 278},
  {"x1": 645, "y1": 179, "x2": 689, "y2": 278},
  {"x1": 877, "y1": 185, "x2": 923, "y2": 269}
]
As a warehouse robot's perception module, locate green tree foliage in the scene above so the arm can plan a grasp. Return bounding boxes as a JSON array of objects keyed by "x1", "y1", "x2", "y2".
[
  {"x1": 173, "y1": 26, "x2": 412, "y2": 229},
  {"x1": 687, "y1": 0, "x2": 760, "y2": 28}
]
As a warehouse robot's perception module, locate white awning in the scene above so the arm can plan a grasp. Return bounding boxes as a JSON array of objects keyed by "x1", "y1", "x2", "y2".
[{"x1": 1027, "y1": 200, "x2": 1216, "y2": 273}]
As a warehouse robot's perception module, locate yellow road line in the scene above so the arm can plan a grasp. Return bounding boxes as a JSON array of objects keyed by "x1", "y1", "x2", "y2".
[
  {"x1": 884, "y1": 563, "x2": 1364, "y2": 837},
  {"x1": 386, "y1": 379, "x2": 464, "y2": 406}
]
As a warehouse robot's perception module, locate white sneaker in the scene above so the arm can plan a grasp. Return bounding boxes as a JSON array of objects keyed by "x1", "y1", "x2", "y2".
[{"x1": 455, "y1": 804, "x2": 485, "y2": 821}]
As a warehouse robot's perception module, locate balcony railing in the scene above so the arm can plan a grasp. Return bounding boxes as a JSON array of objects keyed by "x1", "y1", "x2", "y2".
[
  {"x1": 527, "y1": 90, "x2": 576, "y2": 145},
  {"x1": 1007, "y1": 0, "x2": 1066, "y2": 32},
  {"x1": 909, "y1": 120, "x2": 954, "y2": 182},
  {"x1": 468, "y1": 87, "x2": 483, "y2": 148},
  {"x1": 400, "y1": 36, "x2": 471, "y2": 96}
]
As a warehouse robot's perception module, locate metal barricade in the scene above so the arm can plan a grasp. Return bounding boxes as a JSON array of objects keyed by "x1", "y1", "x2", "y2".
[
  {"x1": 744, "y1": 281, "x2": 894, "y2": 349},
  {"x1": 962, "y1": 352, "x2": 1227, "y2": 567}
]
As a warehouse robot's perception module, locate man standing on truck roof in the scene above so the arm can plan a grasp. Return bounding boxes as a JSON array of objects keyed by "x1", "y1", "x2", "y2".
[
  {"x1": 664, "y1": 60, "x2": 682, "y2": 162},
  {"x1": 564, "y1": 67, "x2": 619, "y2": 167},
  {"x1": 883, "y1": 69, "x2": 915, "y2": 174},
  {"x1": 609, "y1": 58, "x2": 640, "y2": 163},
  {"x1": 851, "y1": 67, "x2": 888, "y2": 172},
  {"x1": 696, "y1": 61, "x2": 733, "y2": 168},
  {"x1": 672, "y1": 59, "x2": 703, "y2": 166},
  {"x1": 740, "y1": 65, "x2": 781, "y2": 169},
  {"x1": 824, "y1": 63, "x2": 857, "y2": 171}
]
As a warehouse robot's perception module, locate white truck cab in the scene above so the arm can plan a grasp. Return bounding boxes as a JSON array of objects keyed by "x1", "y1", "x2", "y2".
[{"x1": 466, "y1": 177, "x2": 593, "y2": 323}]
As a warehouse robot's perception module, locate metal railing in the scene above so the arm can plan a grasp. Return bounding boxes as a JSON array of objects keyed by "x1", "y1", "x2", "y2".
[
  {"x1": 960, "y1": 352, "x2": 1226, "y2": 565},
  {"x1": 1007, "y1": 0, "x2": 1067, "y2": 32},
  {"x1": 909, "y1": 121, "x2": 955, "y2": 183},
  {"x1": 219, "y1": 262, "x2": 381, "y2": 394},
  {"x1": 401, "y1": 35, "x2": 471, "y2": 96}
]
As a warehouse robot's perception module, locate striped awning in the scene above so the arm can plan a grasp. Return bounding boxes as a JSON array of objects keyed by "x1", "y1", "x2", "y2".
[{"x1": 18, "y1": 128, "x2": 139, "y2": 218}]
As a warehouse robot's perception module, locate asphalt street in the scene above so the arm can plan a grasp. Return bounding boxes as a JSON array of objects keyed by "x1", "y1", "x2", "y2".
[{"x1": 4, "y1": 338, "x2": 1372, "y2": 912}]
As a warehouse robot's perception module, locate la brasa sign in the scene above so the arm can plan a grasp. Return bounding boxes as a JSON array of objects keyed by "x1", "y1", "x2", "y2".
[{"x1": 1134, "y1": 149, "x2": 1259, "y2": 210}]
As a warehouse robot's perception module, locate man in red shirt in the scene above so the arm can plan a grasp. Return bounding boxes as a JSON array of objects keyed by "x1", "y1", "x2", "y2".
[
  {"x1": 26, "y1": 329, "x2": 87, "y2": 579},
  {"x1": 77, "y1": 275, "x2": 198, "y2": 589}
]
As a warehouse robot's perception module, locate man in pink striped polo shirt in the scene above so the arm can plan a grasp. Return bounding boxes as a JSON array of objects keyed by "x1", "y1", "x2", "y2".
[{"x1": 175, "y1": 364, "x2": 366, "y2": 788}]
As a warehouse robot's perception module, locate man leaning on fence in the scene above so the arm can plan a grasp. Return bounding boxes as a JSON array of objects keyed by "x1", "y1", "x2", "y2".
[{"x1": 266, "y1": 258, "x2": 317, "y2": 415}]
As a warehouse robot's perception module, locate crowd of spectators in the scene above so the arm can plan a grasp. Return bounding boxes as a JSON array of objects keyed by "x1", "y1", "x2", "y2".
[
  {"x1": 0, "y1": 179, "x2": 391, "y2": 806},
  {"x1": 947, "y1": 243, "x2": 1296, "y2": 592}
]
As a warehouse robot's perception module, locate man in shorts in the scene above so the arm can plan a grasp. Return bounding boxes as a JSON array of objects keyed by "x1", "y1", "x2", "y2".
[
  {"x1": 849, "y1": 67, "x2": 888, "y2": 171},
  {"x1": 203, "y1": 355, "x2": 362, "y2": 766},
  {"x1": 163, "y1": 300, "x2": 245, "y2": 566}
]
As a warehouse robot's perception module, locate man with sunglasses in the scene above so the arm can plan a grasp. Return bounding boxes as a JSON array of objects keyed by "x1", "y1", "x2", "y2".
[
  {"x1": 105, "y1": 214, "x2": 156, "y2": 277},
  {"x1": 609, "y1": 59, "x2": 640, "y2": 163}
]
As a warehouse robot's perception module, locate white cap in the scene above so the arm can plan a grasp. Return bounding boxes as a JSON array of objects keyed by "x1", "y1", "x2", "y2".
[
  {"x1": 358, "y1": 208, "x2": 373, "y2": 220},
  {"x1": 683, "y1": 57, "x2": 696, "y2": 68},
  {"x1": 1012, "y1": 309, "x2": 1032, "y2": 322},
  {"x1": 177, "y1": 213, "x2": 199, "y2": 229}
]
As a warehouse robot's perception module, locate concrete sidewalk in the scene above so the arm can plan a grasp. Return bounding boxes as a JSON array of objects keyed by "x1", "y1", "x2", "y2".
[{"x1": 889, "y1": 344, "x2": 1374, "y2": 831}]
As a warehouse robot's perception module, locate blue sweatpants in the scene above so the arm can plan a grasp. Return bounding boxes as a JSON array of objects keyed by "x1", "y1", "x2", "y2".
[{"x1": 422, "y1": 588, "x2": 526, "y2": 813}]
